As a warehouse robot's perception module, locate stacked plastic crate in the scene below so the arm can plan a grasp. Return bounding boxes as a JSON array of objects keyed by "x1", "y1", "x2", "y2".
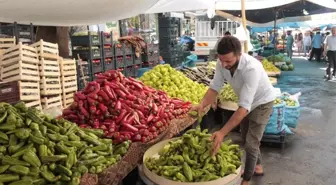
[
  {"x1": 30, "y1": 40, "x2": 62, "y2": 109},
  {"x1": 142, "y1": 43, "x2": 159, "y2": 68},
  {"x1": 101, "y1": 32, "x2": 115, "y2": 72},
  {"x1": 0, "y1": 42, "x2": 41, "y2": 109},
  {"x1": 158, "y1": 16, "x2": 180, "y2": 67},
  {"x1": 71, "y1": 31, "x2": 103, "y2": 80},
  {"x1": 60, "y1": 58, "x2": 77, "y2": 108}
]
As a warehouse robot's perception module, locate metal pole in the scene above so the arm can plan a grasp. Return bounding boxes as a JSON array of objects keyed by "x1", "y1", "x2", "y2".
[
  {"x1": 241, "y1": 0, "x2": 248, "y2": 53},
  {"x1": 273, "y1": 9, "x2": 277, "y2": 55}
]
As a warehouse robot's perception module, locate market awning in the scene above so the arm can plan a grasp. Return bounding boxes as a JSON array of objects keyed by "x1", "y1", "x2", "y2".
[
  {"x1": 217, "y1": 0, "x2": 336, "y2": 24},
  {"x1": 0, "y1": 0, "x2": 213, "y2": 26}
]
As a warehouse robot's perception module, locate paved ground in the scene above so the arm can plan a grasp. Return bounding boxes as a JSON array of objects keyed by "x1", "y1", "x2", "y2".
[{"x1": 250, "y1": 57, "x2": 336, "y2": 185}]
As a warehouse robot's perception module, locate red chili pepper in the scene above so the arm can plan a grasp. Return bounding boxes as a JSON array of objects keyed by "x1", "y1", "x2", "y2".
[
  {"x1": 99, "y1": 103, "x2": 108, "y2": 113},
  {"x1": 115, "y1": 100, "x2": 121, "y2": 111},
  {"x1": 136, "y1": 110, "x2": 145, "y2": 119},
  {"x1": 115, "y1": 89, "x2": 126, "y2": 98},
  {"x1": 89, "y1": 105, "x2": 97, "y2": 114},
  {"x1": 98, "y1": 90, "x2": 110, "y2": 101},
  {"x1": 87, "y1": 93, "x2": 98, "y2": 100},
  {"x1": 63, "y1": 109, "x2": 74, "y2": 116},
  {"x1": 120, "y1": 99, "x2": 133, "y2": 106},
  {"x1": 141, "y1": 136, "x2": 148, "y2": 143},
  {"x1": 122, "y1": 104, "x2": 132, "y2": 112},
  {"x1": 79, "y1": 105, "x2": 89, "y2": 118},
  {"x1": 149, "y1": 126, "x2": 157, "y2": 132},
  {"x1": 131, "y1": 81, "x2": 143, "y2": 90},
  {"x1": 100, "y1": 125, "x2": 107, "y2": 130},
  {"x1": 122, "y1": 112, "x2": 131, "y2": 123},
  {"x1": 146, "y1": 113, "x2": 155, "y2": 123},
  {"x1": 126, "y1": 94, "x2": 136, "y2": 101},
  {"x1": 152, "y1": 103, "x2": 158, "y2": 115},
  {"x1": 133, "y1": 134, "x2": 142, "y2": 141},
  {"x1": 66, "y1": 114, "x2": 79, "y2": 120},
  {"x1": 132, "y1": 104, "x2": 141, "y2": 110},
  {"x1": 152, "y1": 116, "x2": 160, "y2": 123},
  {"x1": 103, "y1": 85, "x2": 115, "y2": 100},
  {"x1": 87, "y1": 97, "x2": 97, "y2": 106},
  {"x1": 122, "y1": 123, "x2": 139, "y2": 132},
  {"x1": 115, "y1": 110, "x2": 127, "y2": 124},
  {"x1": 171, "y1": 99, "x2": 185, "y2": 105},
  {"x1": 117, "y1": 82, "x2": 130, "y2": 95},
  {"x1": 125, "y1": 114, "x2": 135, "y2": 125},
  {"x1": 105, "y1": 81, "x2": 120, "y2": 89},
  {"x1": 134, "y1": 124, "x2": 148, "y2": 129},
  {"x1": 75, "y1": 92, "x2": 86, "y2": 100}
]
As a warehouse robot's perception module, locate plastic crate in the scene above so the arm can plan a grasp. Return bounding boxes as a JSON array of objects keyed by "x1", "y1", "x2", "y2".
[
  {"x1": 103, "y1": 46, "x2": 114, "y2": 57},
  {"x1": 125, "y1": 55, "x2": 134, "y2": 66},
  {"x1": 102, "y1": 32, "x2": 113, "y2": 45},
  {"x1": 142, "y1": 62, "x2": 154, "y2": 68},
  {"x1": 72, "y1": 48, "x2": 101, "y2": 60},
  {"x1": 92, "y1": 72, "x2": 103, "y2": 80},
  {"x1": 159, "y1": 27, "x2": 178, "y2": 38},
  {"x1": 158, "y1": 17, "x2": 179, "y2": 28},
  {"x1": 134, "y1": 55, "x2": 142, "y2": 65},
  {"x1": 76, "y1": 61, "x2": 91, "y2": 77},
  {"x1": 104, "y1": 57, "x2": 115, "y2": 71},
  {"x1": 71, "y1": 34, "x2": 101, "y2": 46},
  {"x1": 164, "y1": 57, "x2": 178, "y2": 67},
  {"x1": 142, "y1": 52, "x2": 159, "y2": 62},
  {"x1": 124, "y1": 44, "x2": 133, "y2": 55},
  {"x1": 143, "y1": 43, "x2": 159, "y2": 54},
  {"x1": 116, "y1": 67, "x2": 126, "y2": 76},
  {"x1": 114, "y1": 43, "x2": 124, "y2": 56},
  {"x1": 159, "y1": 38, "x2": 178, "y2": 48},
  {"x1": 160, "y1": 50, "x2": 179, "y2": 59},
  {"x1": 115, "y1": 56, "x2": 125, "y2": 68},
  {"x1": 90, "y1": 60, "x2": 103, "y2": 73}
]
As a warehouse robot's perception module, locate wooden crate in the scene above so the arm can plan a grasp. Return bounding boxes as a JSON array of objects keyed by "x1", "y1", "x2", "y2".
[
  {"x1": 25, "y1": 100, "x2": 42, "y2": 110},
  {"x1": 19, "y1": 81, "x2": 40, "y2": 101},
  {"x1": 0, "y1": 37, "x2": 16, "y2": 49},
  {"x1": 40, "y1": 76, "x2": 62, "y2": 95},
  {"x1": 62, "y1": 91, "x2": 75, "y2": 108},
  {"x1": 0, "y1": 43, "x2": 39, "y2": 82},
  {"x1": 39, "y1": 59, "x2": 60, "y2": 77},
  {"x1": 61, "y1": 75, "x2": 77, "y2": 93},
  {"x1": 60, "y1": 58, "x2": 77, "y2": 76},
  {"x1": 30, "y1": 39, "x2": 59, "y2": 61},
  {"x1": 41, "y1": 95, "x2": 62, "y2": 109}
]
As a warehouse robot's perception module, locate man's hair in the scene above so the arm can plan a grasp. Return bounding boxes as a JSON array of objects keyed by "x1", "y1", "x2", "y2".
[
  {"x1": 217, "y1": 36, "x2": 241, "y2": 55},
  {"x1": 224, "y1": 31, "x2": 231, "y2": 36}
]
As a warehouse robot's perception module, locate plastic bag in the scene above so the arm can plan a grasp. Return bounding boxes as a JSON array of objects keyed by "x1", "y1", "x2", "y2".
[
  {"x1": 42, "y1": 107, "x2": 63, "y2": 118},
  {"x1": 264, "y1": 102, "x2": 293, "y2": 135},
  {"x1": 281, "y1": 92, "x2": 301, "y2": 128}
]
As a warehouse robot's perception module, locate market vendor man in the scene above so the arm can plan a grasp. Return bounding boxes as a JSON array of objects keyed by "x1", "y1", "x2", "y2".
[{"x1": 192, "y1": 36, "x2": 275, "y2": 185}]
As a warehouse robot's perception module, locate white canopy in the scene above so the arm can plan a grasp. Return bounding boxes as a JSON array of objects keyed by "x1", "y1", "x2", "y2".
[
  {"x1": 1, "y1": 0, "x2": 336, "y2": 26},
  {"x1": 0, "y1": 0, "x2": 213, "y2": 26}
]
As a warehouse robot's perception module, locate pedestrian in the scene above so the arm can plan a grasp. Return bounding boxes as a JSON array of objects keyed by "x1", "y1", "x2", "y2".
[
  {"x1": 286, "y1": 31, "x2": 294, "y2": 59},
  {"x1": 296, "y1": 33, "x2": 303, "y2": 56},
  {"x1": 309, "y1": 31, "x2": 323, "y2": 62},
  {"x1": 324, "y1": 27, "x2": 336, "y2": 80},
  {"x1": 303, "y1": 32, "x2": 312, "y2": 57},
  {"x1": 191, "y1": 36, "x2": 275, "y2": 185}
]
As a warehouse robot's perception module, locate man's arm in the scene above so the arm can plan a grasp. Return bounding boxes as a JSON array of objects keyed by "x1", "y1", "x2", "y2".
[
  {"x1": 201, "y1": 61, "x2": 225, "y2": 109},
  {"x1": 219, "y1": 67, "x2": 261, "y2": 136},
  {"x1": 324, "y1": 36, "x2": 328, "y2": 55}
]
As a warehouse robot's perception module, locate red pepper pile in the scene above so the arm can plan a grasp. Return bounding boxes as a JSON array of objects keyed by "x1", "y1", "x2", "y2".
[{"x1": 62, "y1": 70, "x2": 192, "y2": 143}]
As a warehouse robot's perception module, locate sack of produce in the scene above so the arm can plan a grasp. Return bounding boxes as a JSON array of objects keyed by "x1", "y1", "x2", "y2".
[
  {"x1": 265, "y1": 98, "x2": 292, "y2": 134},
  {"x1": 281, "y1": 95, "x2": 301, "y2": 128},
  {"x1": 144, "y1": 126, "x2": 242, "y2": 184}
]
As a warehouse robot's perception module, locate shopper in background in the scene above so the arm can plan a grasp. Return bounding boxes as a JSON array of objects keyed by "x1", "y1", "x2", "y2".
[
  {"x1": 309, "y1": 31, "x2": 323, "y2": 62},
  {"x1": 286, "y1": 31, "x2": 294, "y2": 59},
  {"x1": 224, "y1": 31, "x2": 231, "y2": 36},
  {"x1": 324, "y1": 27, "x2": 336, "y2": 80},
  {"x1": 296, "y1": 33, "x2": 303, "y2": 56},
  {"x1": 192, "y1": 36, "x2": 275, "y2": 185},
  {"x1": 303, "y1": 32, "x2": 312, "y2": 57}
]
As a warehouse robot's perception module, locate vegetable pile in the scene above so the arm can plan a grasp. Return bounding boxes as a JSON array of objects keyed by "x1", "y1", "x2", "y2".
[
  {"x1": 0, "y1": 102, "x2": 129, "y2": 185},
  {"x1": 218, "y1": 84, "x2": 238, "y2": 103},
  {"x1": 274, "y1": 98, "x2": 283, "y2": 105},
  {"x1": 179, "y1": 66, "x2": 214, "y2": 86},
  {"x1": 261, "y1": 59, "x2": 280, "y2": 73},
  {"x1": 145, "y1": 127, "x2": 242, "y2": 182},
  {"x1": 63, "y1": 70, "x2": 192, "y2": 144},
  {"x1": 282, "y1": 97, "x2": 297, "y2": 107},
  {"x1": 140, "y1": 65, "x2": 208, "y2": 104}
]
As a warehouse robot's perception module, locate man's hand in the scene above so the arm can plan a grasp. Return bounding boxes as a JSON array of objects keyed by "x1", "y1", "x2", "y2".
[
  {"x1": 210, "y1": 130, "x2": 226, "y2": 156},
  {"x1": 190, "y1": 104, "x2": 204, "y2": 117}
]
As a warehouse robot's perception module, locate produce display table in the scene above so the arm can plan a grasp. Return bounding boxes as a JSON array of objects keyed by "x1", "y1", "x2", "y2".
[{"x1": 270, "y1": 77, "x2": 277, "y2": 85}]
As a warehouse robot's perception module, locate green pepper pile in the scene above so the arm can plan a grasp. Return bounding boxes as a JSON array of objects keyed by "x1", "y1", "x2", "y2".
[
  {"x1": 0, "y1": 102, "x2": 130, "y2": 185},
  {"x1": 218, "y1": 84, "x2": 239, "y2": 103},
  {"x1": 145, "y1": 127, "x2": 242, "y2": 182}
]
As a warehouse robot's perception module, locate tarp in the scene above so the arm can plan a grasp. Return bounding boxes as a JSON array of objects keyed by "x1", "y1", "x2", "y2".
[{"x1": 0, "y1": 0, "x2": 213, "y2": 26}]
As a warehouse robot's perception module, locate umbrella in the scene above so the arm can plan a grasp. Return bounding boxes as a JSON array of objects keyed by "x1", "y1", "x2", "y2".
[
  {"x1": 251, "y1": 26, "x2": 280, "y2": 33},
  {"x1": 320, "y1": 24, "x2": 336, "y2": 31}
]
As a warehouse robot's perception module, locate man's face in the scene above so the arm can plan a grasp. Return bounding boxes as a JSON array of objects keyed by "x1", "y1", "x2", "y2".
[
  {"x1": 332, "y1": 27, "x2": 336, "y2": 36},
  {"x1": 217, "y1": 52, "x2": 241, "y2": 70}
]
